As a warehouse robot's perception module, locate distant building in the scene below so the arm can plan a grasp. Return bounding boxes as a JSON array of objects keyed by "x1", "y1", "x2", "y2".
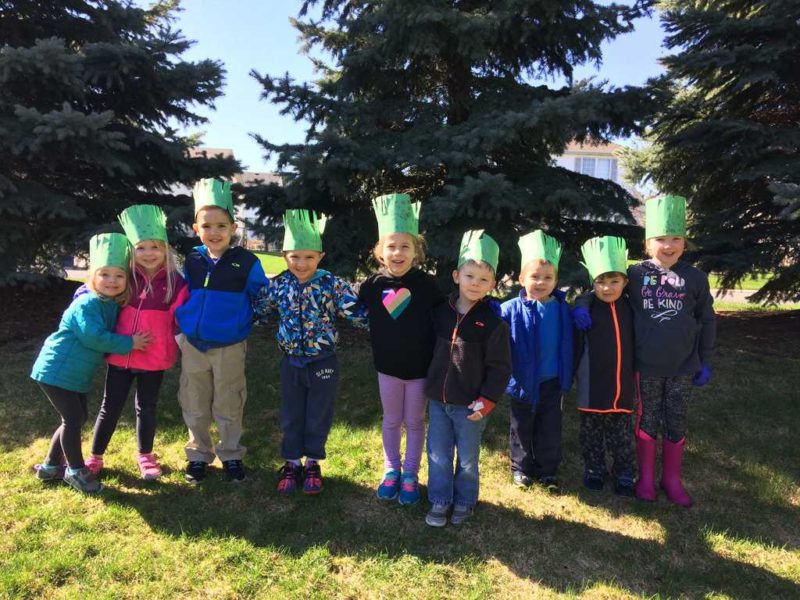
[{"x1": 553, "y1": 140, "x2": 643, "y2": 224}]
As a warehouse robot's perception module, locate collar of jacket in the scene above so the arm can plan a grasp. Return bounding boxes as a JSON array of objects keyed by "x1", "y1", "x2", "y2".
[
  {"x1": 281, "y1": 268, "x2": 329, "y2": 285},
  {"x1": 519, "y1": 287, "x2": 567, "y2": 307}
]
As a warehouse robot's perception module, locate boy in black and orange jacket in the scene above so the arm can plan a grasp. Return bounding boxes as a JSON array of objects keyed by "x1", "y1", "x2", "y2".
[{"x1": 573, "y1": 236, "x2": 636, "y2": 496}]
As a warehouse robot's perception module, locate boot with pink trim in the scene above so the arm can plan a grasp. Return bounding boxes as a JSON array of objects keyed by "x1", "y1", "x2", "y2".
[
  {"x1": 634, "y1": 429, "x2": 657, "y2": 502},
  {"x1": 660, "y1": 437, "x2": 693, "y2": 507}
]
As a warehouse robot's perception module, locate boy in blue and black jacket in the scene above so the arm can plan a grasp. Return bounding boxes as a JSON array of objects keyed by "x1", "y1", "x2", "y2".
[
  {"x1": 254, "y1": 210, "x2": 367, "y2": 496},
  {"x1": 175, "y1": 179, "x2": 268, "y2": 484},
  {"x1": 501, "y1": 231, "x2": 573, "y2": 492}
]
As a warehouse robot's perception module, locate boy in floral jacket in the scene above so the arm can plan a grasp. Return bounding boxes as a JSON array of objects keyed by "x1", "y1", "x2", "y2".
[{"x1": 254, "y1": 210, "x2": 367, "y2": 495}]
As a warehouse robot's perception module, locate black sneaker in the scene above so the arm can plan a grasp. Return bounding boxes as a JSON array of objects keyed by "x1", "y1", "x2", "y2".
[
  {"x1": 222, "y1": 459, "x2": 246, "y2": 483},
  {"x1": 185, "y1": 461, "x2": 208, "y2": 484},
  {"x1": 583, "y1": 472, "x2": 604, "y2": 492},
  {"x1": 614, "y1": 476, "x2": 635, "y2": 497}
]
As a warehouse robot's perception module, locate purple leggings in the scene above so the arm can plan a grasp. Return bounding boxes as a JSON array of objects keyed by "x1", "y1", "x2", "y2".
[{"x1": 378, "y1": 372, "x2": 427, "y2": 474}]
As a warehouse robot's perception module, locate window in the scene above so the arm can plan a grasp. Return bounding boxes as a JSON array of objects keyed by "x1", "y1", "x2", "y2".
[{"x1": 574, "y1": 157, "x2": 618, "y2": 182}]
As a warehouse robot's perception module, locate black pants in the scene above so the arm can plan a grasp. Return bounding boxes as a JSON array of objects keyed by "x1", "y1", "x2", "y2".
[
  {"x1": 509, "y1": 378, "x2": 562, "y2": 478},
  {"x1": 579, "y1": 412, "x2": 635, "y2": 479},
  {"x1": 91, "y1": 365, "x2": 165, "y2": 455},
  {"x1": 39, "y1": 382, "x2": 88, "y2": 468},
  {"x1": 637, "y1": 375, "x2": 692, "y2": 442}
]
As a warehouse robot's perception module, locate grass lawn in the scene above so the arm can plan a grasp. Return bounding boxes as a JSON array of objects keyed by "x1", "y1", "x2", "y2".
[
  {"x1": 1, "y1": 306, "x2": 798, "y2": 598},
  {"x1": 254, "y1": 252, "x2": 286, "y2": 275},
  {"x1": 708, "y1": 273, "x2": 771, "y2": 291}
]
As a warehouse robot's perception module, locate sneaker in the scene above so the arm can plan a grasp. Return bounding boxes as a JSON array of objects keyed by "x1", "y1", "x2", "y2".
[
  {"x1": 277, "y1": 461, "x2": 303, "y2": 495},
  {"x1": 33, "y1": 463, "x2": 65, "y2": 482},
  {"x1": 85, "y1": 454, "x2": 104, "y2": 476},
  {"x1": 615, "y1": 476, "x2": 635, "y2": 497},
  {"x1": 512, "y1": 471, "x2": 532, "y2": 488},
  {"x1": 425, "y1": 503, "x2": 450, "y2": 528},
  {"x1": 185, "y1": 461, "x2": 208, "y2": 484},
  {"x1": 303, "y1": 461, "x2": 323, "y2": 495},
  {"x1": 137, "y1": 453, "x2": 162, "y2": 480},
  {"x1": 583, "y1": 472, "x2": 604, "y2": 492},
  {"x1": 398, "y1": 472, "x2": 420, "y2": 505},
  {"x1": 539, "y1": 476, "x2": 561, "y2": 494},
  {"x1": 376, "y1": 468, "x2": 401, "y2": 501},
  {"x1": 450, "y1": 504, "x2": 473, "y2": 525},
  {"x1": 222, "y1": 459, "x2": 246, "y2": 483},
  {"x1": 63, "y1": 467, "x2": 103, "y2": 494}
]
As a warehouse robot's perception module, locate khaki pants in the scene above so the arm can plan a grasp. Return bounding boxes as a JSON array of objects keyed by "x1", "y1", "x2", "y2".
[{"x1": 178, "y1": 338, "x2": 247, "y2": 462}]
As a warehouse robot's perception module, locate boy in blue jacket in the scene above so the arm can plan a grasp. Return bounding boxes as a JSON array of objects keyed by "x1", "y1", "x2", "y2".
[
  {"x1": 175, "y1": 178, "x2": 268, "y2": 484},
  {"x1": 253, "y1": 210, "x2": 367, "y2": 496},
  {"x1": 501, "y1": 231, "x2": 573, "y2": 492}
]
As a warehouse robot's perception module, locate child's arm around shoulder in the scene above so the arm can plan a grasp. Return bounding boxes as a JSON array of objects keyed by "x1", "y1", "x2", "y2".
[
  {"x1": 253, "y1": 275, "x2": 279, "y2": 322},
  {"x1": 245, "y1": 252, "x2": 269, "y2": 301},
  {"x1": 332, "y1": 274, "x2": 369, "y2": 330}
]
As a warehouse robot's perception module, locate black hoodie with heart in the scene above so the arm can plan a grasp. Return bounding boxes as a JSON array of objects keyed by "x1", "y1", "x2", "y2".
[{"x1": 358, "y1": 267, "x2": 445, "y2": 379}]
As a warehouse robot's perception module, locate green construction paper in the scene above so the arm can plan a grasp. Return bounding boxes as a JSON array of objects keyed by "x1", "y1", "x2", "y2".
[
  {"x1": 645, "y1": 195, "x2": 686, "y2": 238},
  {"x1": 458, "y1": 229, "x2": 499, "y2": 272},
  {"x1": 193, "y1": 178, "x2": 234, "y2": 218},
  {"x1": 518, "y1": 230, "x2": 562, "y2": 270},
  {"x1": 372, "y1": 193, "x2": 420, "y2": 237},
  {"x1": 580, "y1": 235, "x2": 629, "y2": 281},
  {"x1": 118, "y1": 204, "x2": 167, "y2": 244},
  {"x1": 283, "y1": 209, "x2": 327, "y2": 251},
  {"x1": 89, "y1": 232, "x2": 130, "y2": 271}
]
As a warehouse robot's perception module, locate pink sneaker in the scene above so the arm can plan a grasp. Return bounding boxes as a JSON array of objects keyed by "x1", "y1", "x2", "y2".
[
  {"x1": 137, "y1": 453, "x2": 162, "y2": 480},
  {"x1": 85, "y1": 454, "x2": 104, "y2": 476}
]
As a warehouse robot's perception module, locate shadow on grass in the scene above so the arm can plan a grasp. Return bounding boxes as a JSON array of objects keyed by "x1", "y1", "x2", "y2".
[{"x1": 97, "y1": 472, "x2": 799, "y2": 597}]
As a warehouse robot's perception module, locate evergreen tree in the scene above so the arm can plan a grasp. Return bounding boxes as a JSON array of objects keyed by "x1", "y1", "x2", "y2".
[
  {"x1": 250, "y1": 0, "x2": 659, "y2": 283},
  {"x1": 625, "y1": 0, "x2": 800, "y2": 302},
  {"x1": 0, "y1": 0, "x2": 238, "y2": 283}
]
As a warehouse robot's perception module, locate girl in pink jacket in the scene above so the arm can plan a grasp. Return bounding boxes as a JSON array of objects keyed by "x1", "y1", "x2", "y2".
[{"x1": 85, "y1": 205, "x2": 188, "y2": 480}]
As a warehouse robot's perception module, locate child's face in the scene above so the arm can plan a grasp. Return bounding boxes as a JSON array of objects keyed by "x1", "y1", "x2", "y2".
[
  {"x1": 519, "y1": 261, "x2": 556, "y2": 301},
  {"x1": 646, "y1": 236, "x2": 685, "y2": 269},
  {"x1": 134, "y1": 240, "x2": 167, "y2": 276},
  {"x1": 380, "y1": 232, "x2": 416, "y2": 277},
  {"x1": 93, "y1": 267, "x2": 127, "y2": 298},
  {"x1": 193, "y1": 207, "x2": 236, "y2": 258},
  {"x1": 283, "y1": 250, "x2": 325, "y2": 283},
  {"x1": 593, "y1": 272, "x2": 627, "y2": 303},
  {"x1": 452, "y1": 262, "x2": 496, "y2": 303}
]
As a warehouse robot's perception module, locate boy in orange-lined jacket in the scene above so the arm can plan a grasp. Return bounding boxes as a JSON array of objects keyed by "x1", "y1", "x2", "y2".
[{"x1": 573, "y1": 236, "x2": 635, "y2": 496}]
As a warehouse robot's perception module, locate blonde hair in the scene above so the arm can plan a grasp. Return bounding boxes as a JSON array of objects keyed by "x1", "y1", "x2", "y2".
[
  {"x1": 373, "y1": 233, "x2": 427, "y2": 267},
  {"x1": 129, "y1": 240, "x2": 181, "y2": 303},
  {"x1": 644, "y1": 237, "x2": 687, "y2": 258},
  {"x1": 520, "y1": 258, "x2": 557, "y2": 277},
  {"x1": 87, "y1": 267, "x2": 131, "y2": 306}
]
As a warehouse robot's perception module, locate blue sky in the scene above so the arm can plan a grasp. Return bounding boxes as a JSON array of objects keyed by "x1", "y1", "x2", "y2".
[{"x1": 167, "y1": 1, "x2": 668, "y2": 172}]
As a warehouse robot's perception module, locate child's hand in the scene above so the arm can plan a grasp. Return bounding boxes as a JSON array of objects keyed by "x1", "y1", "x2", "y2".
[
  {"x1": 132, "y1": 331, "x2": 152, "y2": 351},
  {"x1": 572, "y1": 306, "x2": 592, "y2": 331},
  {"x1": 467, "y1": 397, "x2": 496, "y2": 421},
  {"x1": 693, "y1": 364, "x2": 712, "y2": 387}
]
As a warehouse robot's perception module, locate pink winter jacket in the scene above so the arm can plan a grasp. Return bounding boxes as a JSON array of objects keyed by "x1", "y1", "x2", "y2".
[{"x1": 106, "y1": 268, "x2": 189, "y2": 371}]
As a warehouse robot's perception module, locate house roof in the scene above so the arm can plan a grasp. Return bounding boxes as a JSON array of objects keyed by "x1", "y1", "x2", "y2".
[{"x1": 563, "y1": 139, "x2": 626, "y2": 155}]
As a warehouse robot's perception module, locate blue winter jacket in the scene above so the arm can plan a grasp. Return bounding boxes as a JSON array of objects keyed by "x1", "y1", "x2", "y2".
[
  {"x1": 175, "y1": 245, "x2": 268, "y2": 351},
  {"x1": 500, "y1": 289, "x2": 573, "y2": 407},
  {"x1": 31, "y1": 292, "x2": 133, "y2": 393}
]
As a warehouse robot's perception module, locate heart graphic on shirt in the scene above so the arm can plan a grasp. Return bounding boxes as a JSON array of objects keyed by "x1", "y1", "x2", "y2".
[{"x1": 382, "y1": 287, "x2": 412, "y2": 319}]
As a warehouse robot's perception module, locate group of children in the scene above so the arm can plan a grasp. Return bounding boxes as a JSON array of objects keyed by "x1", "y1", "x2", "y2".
[{"x1": 31, "y1": 184, "x2": 715, "y2": 525}]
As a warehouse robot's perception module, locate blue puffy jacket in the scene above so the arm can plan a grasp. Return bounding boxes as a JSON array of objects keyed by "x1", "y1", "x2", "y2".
[
  {"x1": 175, "y1": 245, "x2": 268, "y2": 351},
  {"x1": 31, "y1": 292, "x2": 133, "y2": 393},
  {"x1": 500, "y1": 289, "x2": 573, "y2": 407}
]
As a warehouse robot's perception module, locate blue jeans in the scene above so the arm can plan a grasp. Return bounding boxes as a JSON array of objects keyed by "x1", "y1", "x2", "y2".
[{"x1": 426, "y1": 400, "x2": 487, "y2": 508}]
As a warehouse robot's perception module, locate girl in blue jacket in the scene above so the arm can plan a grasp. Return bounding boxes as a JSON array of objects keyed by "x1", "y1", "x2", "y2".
[{"x1": 31, "y1": 233, "x2": 150, "y2": 494}]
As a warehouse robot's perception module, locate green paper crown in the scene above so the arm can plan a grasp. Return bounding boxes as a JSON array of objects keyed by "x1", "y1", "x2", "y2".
[
  {"x1": 89, "y1": 233, "x2": 130, "y2": 271},
  {"x1": 580, "y1": 236, "x2": 629, "y2": 281},
  {"x1": 372, "y1": 193, "x2": 421, "y2": 238},
  {"x1": 118, "y1": 204, "x2": 167, "y2": 245},
  {"x1": 193, "y1": 178, "x2": 234, "y2": 217},
  {"x1": 518, "y1": 230, "x2": 562, "y2": 271},
  {"x1": 283, "y1": 209, "x2": 327, "y2": 252},
  {"x1": 645, "y1": 195, "x2": 686, "y2": 239},
  {"x1": 458, "y1": 229, "x2": 500, "y2": 272}
]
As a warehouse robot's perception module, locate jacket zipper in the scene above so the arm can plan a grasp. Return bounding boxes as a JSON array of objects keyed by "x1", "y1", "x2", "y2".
[
  {"x1": 441, "y1": 298, "x2": 477, "y2": 404},
  {"x1": 610, "y1": 301, "x2": 622, "y2": 409},
  {"x1": 125, "y1": 284, "x2": 146, "y2": 369}
]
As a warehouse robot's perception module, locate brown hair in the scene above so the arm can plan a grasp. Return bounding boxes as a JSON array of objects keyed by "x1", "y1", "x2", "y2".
[
  {"x1": 86, "y1": 267, "x2": 132, "y2": 306},
  {"x1": 195, "y1": 205, "x2": 235, "y2": 224},
  {"x1": 520, "y1": 258, "x2": 557, "y2": 278},
  {"x1": 372, "y1": 233, "x2": 427, "y2": 267}
]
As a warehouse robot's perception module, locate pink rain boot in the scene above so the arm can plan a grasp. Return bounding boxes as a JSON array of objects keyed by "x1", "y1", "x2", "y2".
[
  {"x1": 634, "y1": 429, "x2": 657, "y2": 502},
  {"x1": 660, "y1": 437, "x2": 693, "y2": 507}
]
